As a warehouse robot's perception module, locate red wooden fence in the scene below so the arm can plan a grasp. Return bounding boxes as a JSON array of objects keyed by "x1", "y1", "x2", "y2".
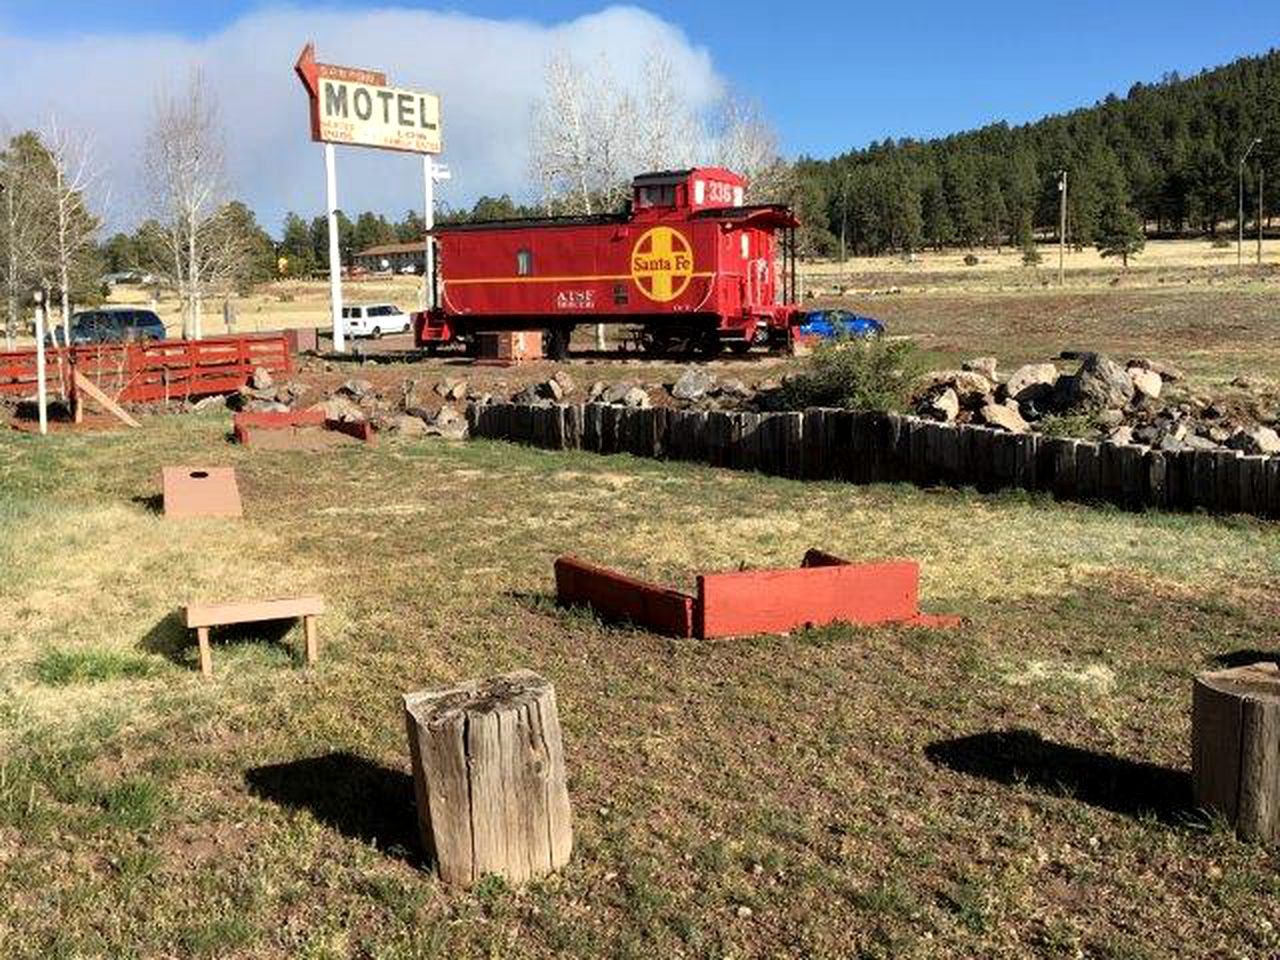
[{"x1": 0, "y1": 334, "x2": 292, "y2": 404}]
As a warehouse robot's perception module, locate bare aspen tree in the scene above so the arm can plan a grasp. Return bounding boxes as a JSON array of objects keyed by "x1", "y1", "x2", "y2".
[
  {"x1": 144, "y1": 71, "x2": 230, "y2": 340},
  {"x1": 0, "y1": 131, "x2": 48, "y2": 348},
  {"x1": 39, "y1": 118, "x2": 104, "y2": 344},
  {"x1": 635, "y1": 52, "x2": 700, "y2": 172},
  {"x1": 711, "y1": 97, "x2": 790, "y2": 202},
  {"x1": 531, "y1": 53, "x2": 598, "y2": 216}
]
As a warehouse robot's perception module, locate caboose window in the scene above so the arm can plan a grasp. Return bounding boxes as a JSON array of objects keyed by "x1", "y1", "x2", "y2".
[
  {"x1": 637, "y1": 184, "x2": 675, "y2": 208},
  {"x1": 516, "y1": 248, "x2": 533, "y2": 276},
  {"x1": 693, "y1": 180, "x2": 705, "y2": 204}
]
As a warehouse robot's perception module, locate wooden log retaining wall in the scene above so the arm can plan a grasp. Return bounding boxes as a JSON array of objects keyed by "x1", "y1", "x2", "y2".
[{"x1": 464, "y1": 402, "x2": 1280, "y2": 519}]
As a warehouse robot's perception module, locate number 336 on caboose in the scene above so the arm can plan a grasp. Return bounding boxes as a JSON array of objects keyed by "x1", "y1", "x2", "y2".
[{"x1": 412, "y1": 167, "x2": 801, "y2": 358}]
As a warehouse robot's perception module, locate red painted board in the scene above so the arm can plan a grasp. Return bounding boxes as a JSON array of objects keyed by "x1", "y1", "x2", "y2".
[
  {"x1": 326, "y1": 418, "x2": 375, "y2": 442},
  {"x1": 695, "y1": 561, "x2": 919, "y2": 639},
  {"x1": 554, "y1": 556, "x2": 695, "y2": 638}
]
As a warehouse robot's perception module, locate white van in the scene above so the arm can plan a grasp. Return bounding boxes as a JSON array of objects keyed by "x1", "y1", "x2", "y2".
[{"x1": 342, "y1": 303, "x2": 411, "y2": 338}]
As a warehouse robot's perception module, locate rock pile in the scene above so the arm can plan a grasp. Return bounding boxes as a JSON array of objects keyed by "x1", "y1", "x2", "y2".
[
  {"x1": 224, "y1": 366, "x2": 311, "y2": 413},
  {"x1": 914, "y1": 352, "x2": 1280, "y2": 453}
]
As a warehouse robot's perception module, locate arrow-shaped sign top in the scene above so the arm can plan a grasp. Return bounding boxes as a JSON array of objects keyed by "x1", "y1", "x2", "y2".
[{"x1": 295, "y1": 42, "x2": 320, "y2": 97}]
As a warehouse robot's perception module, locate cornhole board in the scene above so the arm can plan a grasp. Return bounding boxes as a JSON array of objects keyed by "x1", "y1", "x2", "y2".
[
  {"x1": 161, "y1": 466, "x2": 242, "y2": 519},
  {"x1": 554, "y1": 548, "x2": 959, "y2": 640},
  {"x1": 184, "y1": 595, "x2": 324, "y2": 678}
]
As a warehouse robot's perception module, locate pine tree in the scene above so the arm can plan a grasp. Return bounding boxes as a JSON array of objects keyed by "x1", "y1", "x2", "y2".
[
  {"x1": 1094, "y1": 162, "x2": 1145, "y2": 267},
  {"x1": 280, "y1": 213, "x2": 316, "y2": 278}
]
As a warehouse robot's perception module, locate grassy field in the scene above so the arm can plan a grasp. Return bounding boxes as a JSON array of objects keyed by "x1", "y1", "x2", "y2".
[{"x1": 3, "y1": 412, "x2": 1280, "y2": 958}]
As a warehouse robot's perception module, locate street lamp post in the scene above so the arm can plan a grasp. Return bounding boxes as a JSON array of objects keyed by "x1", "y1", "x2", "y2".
[
  {"x1": 839, "y1": 172, "x2": 851, "y2": 267},
  {"x1": 1239, "y1": 137, "x2": 1261, "y2": 269}
]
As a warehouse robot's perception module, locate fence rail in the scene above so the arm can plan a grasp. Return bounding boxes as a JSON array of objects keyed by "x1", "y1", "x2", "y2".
[
  {"x1": 467, "y1": 401, "x2": 1280, "y2": 520},
  {"x1": 0, "y1": 334, "x2": 292, "y2": 404}
]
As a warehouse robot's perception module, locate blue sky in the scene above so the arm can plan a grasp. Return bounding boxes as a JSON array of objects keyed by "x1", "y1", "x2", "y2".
[
  {"x1": 0, "y1": 2, "x2": 1274, "y2": 230},
  {"x1": 3, "y1": 0, "x2": 1275, "y2": 159}
]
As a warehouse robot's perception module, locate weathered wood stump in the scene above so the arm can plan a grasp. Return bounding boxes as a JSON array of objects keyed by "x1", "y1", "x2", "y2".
[
  {"x1": 403, "y1": 670, "x2": 573, "y2": 885},
  {"x1": 1193, "y1": 661, "x2": 1280, "y2": 843}
]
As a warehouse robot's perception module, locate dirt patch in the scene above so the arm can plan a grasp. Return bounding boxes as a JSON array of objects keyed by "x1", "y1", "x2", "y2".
[{"x1": 244, "y1": 426, "x2": 363, "y2": 451}]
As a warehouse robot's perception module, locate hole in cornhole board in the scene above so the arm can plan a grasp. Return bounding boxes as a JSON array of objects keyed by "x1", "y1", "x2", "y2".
[{"x1": 161, "y1": 465, "x2": 243, "y2": 519}]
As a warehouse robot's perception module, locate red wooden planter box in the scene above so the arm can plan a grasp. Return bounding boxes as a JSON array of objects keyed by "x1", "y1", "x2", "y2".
[{"x1": 554, "y1": 549, "x2": 958, "y2": 639}]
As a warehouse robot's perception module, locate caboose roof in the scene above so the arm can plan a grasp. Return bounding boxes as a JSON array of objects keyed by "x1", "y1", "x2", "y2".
[
  {"x1": 432, "y1": 211, "x2": 628, "y2": 234},
  {"x1": 632, "y1": 167, "x2": 745, "y2": 187}
]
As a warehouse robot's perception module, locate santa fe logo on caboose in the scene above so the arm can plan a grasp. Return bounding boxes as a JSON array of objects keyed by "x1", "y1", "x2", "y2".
[{"x1": 630, "y1": 227, "x2": 693, "y2": 303}]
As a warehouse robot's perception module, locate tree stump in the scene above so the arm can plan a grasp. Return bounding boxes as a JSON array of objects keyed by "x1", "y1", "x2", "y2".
[
  {"x1": 1193, "y1": 661, "x2": 1280, "y2": 843},
  {"x1": 403, "y1": 670, "x2": 573, "y2": 885}
]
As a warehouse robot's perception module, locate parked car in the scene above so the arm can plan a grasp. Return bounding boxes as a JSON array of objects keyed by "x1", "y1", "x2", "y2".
[
  {"x1": 60, "y1": 308, "x2": 168, "y2": 345},
  {"x1": 341, "y1": 303, "x2": 411, "y2": 338},
  {"x1": 796, "y1": 309, "x2": 885, "y2": 341}
]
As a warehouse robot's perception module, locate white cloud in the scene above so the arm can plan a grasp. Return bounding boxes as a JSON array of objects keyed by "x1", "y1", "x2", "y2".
[{"x1": 0, "y1": 4, "x2": 723, "y2": 234}]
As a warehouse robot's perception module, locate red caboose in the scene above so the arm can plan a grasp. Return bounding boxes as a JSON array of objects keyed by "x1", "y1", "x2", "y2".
[{"x1": 415, "y1": 167, "x2": 799, "y2": 358}]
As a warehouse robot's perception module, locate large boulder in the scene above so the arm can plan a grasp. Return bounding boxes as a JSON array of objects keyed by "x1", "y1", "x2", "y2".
[
  {"x1": 717, "y1": 377, "x2": 752, "y2": 399},
  {"x1": 917, "y1": 369, "x2": 994, "y2": 406},
  {"x1": 1059, "y1": 355, "x2": 1134, "y2": 411},
  {"x1": 603, "y1": 381, "x2": 637, "y2": 404},
  {"x1": 337, "y1": 378, "x2": 374, "y2": 400},
  {"x1": 392, "y1": 413, "x2": 429, "y2": 437},
  {"x1": 315, "y1": 395, "x2": 366, "y2": 422},
  {"x1": 436, "y1": 378, "x2": 468, "y2": 401},
  {"x1": 962, "y1": 356, "x2": 999, "y2": 381},
  {"x1": 923, "y1": 387, "x2": 960, "y2": 423},
  {"x1": 978, "y1": 400, "x2": 1029, "y2": 434},
  {"x1": 621, "y1": 386, "x2": 651, "y2": 409},
  {"x1": 671, "y1": 368, "x2": 716, "y2": 401},
  {"x1": 1127, "y1": 367, "x2": 1163, "y2": 401},
  {"x1": 1005, "y1": 363, "x2": 1059, "y2": 403},
  {"x1": 1227, "y1": 426, "x2": 1280, "y2": 455},
  {"x1": 1128, "y1": 357, "x2": 1184, "y2": 382}
]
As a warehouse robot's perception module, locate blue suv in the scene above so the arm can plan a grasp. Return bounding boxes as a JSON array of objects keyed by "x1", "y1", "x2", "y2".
[{"x1": 62, "y1": 308, "x2": 168, "y2": 345}]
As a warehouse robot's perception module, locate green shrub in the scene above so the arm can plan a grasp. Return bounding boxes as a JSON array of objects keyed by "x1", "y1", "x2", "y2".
[
  {"x1": 779, "y1": 336, "x2": 923, "y2": 412},
  {"x1": 1037, "y1": 412, "x2": 1099, "y2": 439}
]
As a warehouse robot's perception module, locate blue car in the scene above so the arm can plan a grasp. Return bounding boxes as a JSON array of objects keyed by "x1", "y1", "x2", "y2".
[{"x1": 798, "y1": 309, "x2": 885, "y2": 340}]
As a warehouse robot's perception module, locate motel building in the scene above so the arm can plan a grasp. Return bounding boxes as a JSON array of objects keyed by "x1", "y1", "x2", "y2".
[{"x1": 352, "y1": 240, "x2": 427, "y2": 274}]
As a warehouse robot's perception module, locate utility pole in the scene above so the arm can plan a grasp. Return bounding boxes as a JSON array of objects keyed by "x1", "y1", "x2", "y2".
[
  {"x1": 1057, "y1": 170, "x2": 1067, "y2": 286},
  {"x1": 840, "y1": 172, "x2": 850, "y2": 266},
  {"x1": 1239, "y1": 137, "x2": 1261, "y2": 269},
  {"x1": 1259, "y1": 162, "x2": 1265, "y2": 266}
]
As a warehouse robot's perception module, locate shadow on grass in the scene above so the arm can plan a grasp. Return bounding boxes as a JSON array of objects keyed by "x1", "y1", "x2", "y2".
[
  {"x1": 130, "y1": 493, "x2": 165, "y2": 514},
  {"x1": 1212, "y1": 649, "x2": 1279, "y2": 668},
  {"x1": 925, "y1": 729, "x2": 1197, "y2": 826},
  {"x1": 244, "y1": 752, "x2": 422, "y2": 865},
  {"x1": 139, "y1": 611, "x2": 299, "y2": 670}
]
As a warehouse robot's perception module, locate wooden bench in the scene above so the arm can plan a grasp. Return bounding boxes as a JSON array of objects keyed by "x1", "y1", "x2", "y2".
[{"x1": 183, "y1": 596, "x2": 324, "y2": 677}]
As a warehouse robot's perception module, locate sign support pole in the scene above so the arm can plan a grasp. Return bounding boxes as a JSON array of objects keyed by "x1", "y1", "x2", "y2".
[
  {"x1": 325, "y1": 143, "x2": 345, "y2": 353},
  {"x1": 422, "y1": 153, "x2": 434, "y2": 311}
]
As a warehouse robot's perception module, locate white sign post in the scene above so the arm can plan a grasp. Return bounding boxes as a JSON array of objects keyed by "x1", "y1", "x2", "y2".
[
  {"x1": 33, "y1": 292, "x2": 47, "y2": 435},
  {"x1": 324, "y1": 143, "x2": 345, "y2": 352},
  {"x1": 295, "y1": 43, "x2": 443, "y2": 353},
  {"x1": 422, "y1": 157, "x2": 451, "y2": 310}
]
